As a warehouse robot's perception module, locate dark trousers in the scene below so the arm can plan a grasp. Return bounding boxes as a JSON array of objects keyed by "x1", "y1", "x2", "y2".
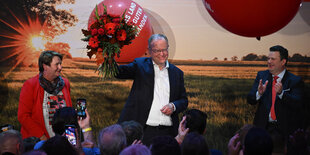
[
  {"x1": 266, "y1": 121, "x2": 283, "y2": 135},
  {"x1": 142, "y1": 125, "x2": 174, "y2": 146}
]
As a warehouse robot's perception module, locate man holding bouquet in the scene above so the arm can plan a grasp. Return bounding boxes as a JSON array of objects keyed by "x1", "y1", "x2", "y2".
[{"x1": 116, "y1": 34, "x2": 188, "y2": 145}]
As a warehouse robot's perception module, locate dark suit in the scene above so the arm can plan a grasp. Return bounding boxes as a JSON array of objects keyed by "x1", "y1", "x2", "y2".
[
  {"x1": 247, "y1": 70, "x2": 304, "y2": 137},
  {"x1": 116, "y1": 57, "x2": 188, "y2": 136}
]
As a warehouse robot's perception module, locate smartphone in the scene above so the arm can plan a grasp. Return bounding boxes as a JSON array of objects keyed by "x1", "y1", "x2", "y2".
[
  {"x1": 65, "y1": 125, "x2": 77, "y2": 146},
  {"x1": 0, "y1": 124, "x2": 13, "y2": 133},
  {"x1": 77, "y1": 98, "x2": 86, "y2": 119}
]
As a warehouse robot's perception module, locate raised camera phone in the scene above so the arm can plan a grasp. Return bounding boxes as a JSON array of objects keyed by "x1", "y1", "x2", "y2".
[
  {"x1": 77, "y1": 98, "x2": 86, "y2": 118},
  {"x1": 65, "y1": 125, "x2": 77, "y2": 146},
  {"x1": 0, "y1": 124, "x2": 13, "y2": 133}
]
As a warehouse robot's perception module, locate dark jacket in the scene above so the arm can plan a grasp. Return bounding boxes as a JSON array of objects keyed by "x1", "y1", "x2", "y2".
[{"x1": 247, "y1": 70, "x2": 305, "y2": 137}]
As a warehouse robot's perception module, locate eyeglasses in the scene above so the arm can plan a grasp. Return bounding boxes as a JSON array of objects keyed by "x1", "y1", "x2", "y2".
[{"x1": 150, "y1": 48, "x2": 168, "y2": 53}]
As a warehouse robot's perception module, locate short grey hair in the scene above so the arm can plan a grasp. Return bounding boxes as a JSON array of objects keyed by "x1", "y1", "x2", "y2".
[
  {"x1": 98, "y1": 124, "x2": 127, "y2": 155},
  {"x1": 120, "y1": 144, "x2": 151, "y2": 155},
  {"x1": 0, "y1": 130, "x2": 24, "y2": 154},
  {"x1": 148, "y1": 34, "x2": 169, "y2": 49}
]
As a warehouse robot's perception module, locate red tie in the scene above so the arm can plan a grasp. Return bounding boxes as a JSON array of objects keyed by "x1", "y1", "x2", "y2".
[{"x1": 271, "y1": 75, "x2": 279, "y2": 120}]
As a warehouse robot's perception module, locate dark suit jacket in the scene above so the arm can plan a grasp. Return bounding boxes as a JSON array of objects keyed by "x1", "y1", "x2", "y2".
[
  {"x1": 247, "y1": 70, "x2": 304, "y2": 137},
  {"x1": 116, "y1": 57, "x2": 188, "y2": 135}
]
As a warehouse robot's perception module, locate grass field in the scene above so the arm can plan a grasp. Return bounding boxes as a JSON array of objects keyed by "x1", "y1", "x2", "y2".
[{"x1": 0, "y1": 58, "x2": 309, "y2": 153}]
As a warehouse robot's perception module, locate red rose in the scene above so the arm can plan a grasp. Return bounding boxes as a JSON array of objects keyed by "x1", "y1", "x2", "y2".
[
  {"x1": 91, "y1": 29, "x2": 98, "y2": 36},
  {"x1": 116, "y1": 30, "x2": 127, "y2": 41},
  {"x1": 89, "y1": 36, "x2": 99, "y2": 48},
  {"x1": 104, "y1": 23, "x2": 117, "y2": 35},
  {"x1": 98, "y1": 28, "x2": 105, "y2": 35}
]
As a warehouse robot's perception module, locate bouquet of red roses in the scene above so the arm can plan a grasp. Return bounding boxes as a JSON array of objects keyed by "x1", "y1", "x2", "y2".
[{"x1": 81, "y1": 4, "x2": 137, "y2": 78}]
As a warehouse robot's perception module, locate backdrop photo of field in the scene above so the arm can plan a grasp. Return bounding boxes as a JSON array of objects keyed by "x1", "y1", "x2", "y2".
[{"x1": 0, "y1": 58, "x2": 309, "y2": 153}]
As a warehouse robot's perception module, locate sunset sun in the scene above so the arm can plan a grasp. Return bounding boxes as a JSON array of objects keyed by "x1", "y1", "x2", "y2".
[
  {"x1": 30, "y1": 35, "x2": 46, "y2": 51},
  {"x1": 0, "y1": 9, "x2": 49, "y2": 78}
]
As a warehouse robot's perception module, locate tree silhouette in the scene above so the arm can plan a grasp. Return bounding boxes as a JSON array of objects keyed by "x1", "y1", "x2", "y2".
[
  {"x1": 231, "y1": 56, "x2": 238, "y2": 61},
  {"x1": 23, "y1": 0, "x2": 78, "y2": 38},
  {"x1": 242, "y1": 53, "x2": 258, "y2": 61},
  {"x1": 256, "y1": 55, "x2": 267, "y2": 61},
  {"x1": 241, "y1": 52, "x2": 310, "y2": 62},
  {"x1": 290, "y1": 53, "x2": 306, "y2": 62}
]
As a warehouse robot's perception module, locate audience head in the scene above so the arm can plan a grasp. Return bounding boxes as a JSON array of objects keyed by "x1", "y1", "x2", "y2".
[
  {"x1": 120, "y1": 120, "x2": 143, "y2": 145},
  {"x1": 119, "y1": 144, "x2": 151, "y2": 155},
  {"x1": 288, "y1": 128, "x2": 310, "y2": 155},
  {"x1": 150, "y1": 135, "x2": 181, "y2": 155},
  {"x1": 183, "y1": 109, "x2": 208, "y2": 135},
  {"x1": 40, "y1": 134, "x2": 78, "y2": 155},
  {"x1": 38, "y1": 50, "x2": 63, "y2": 73},
  {"x1": 98, "y1": 124, "x2": 127, "y2": 155},
  {"x1": 23, "y1": 136, "x2": 41, "y2": 153},
  {"x1": 22, "y1": 150, "x2": 47, "y2": 155},
  {"x1": 0, "y1": 129, "x2": 24, "y2": 155},
  {"x1": 52, "y1": 107, "x2": 79, "y2": 135},
  {"x1": 236, "y1": 124, "x2": 254, "y2": 147},
  {"x1": 181, "y1": 132, "x2": 210, "y2": 155},
  {"x1": 243, "y1": 127, "x2": 273, "y2": 155}
]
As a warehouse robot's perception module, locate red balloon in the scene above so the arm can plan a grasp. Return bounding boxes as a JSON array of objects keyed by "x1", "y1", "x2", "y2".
[
  {"x1": 204, "y1": 0, "x2": 302, "y2": 37},
  {"x1": 88, "y1": 0, "x2": 152, "y2": 62}
]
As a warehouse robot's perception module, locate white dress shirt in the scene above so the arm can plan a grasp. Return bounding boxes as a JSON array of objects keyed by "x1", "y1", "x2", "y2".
[{"x1": 146, "y1": 60, "x2": 172, "y2": 126}]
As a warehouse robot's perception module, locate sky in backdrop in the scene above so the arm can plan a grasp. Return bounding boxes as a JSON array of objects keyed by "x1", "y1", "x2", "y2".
[{"x1": 1, "y1": 0, "x2": 309, "y2": 60}]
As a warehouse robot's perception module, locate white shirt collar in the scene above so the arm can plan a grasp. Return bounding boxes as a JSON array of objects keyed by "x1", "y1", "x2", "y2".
[{"x1": 273, "y1": 69, "x2": 286, "y2": 79}]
